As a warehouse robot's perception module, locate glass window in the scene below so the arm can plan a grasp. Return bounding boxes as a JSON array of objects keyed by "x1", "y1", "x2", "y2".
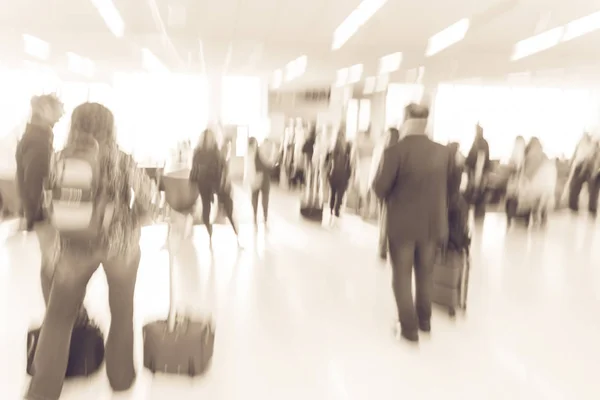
[
  {"x1": 345, "y1": 99, "x2": 359, "y2": 140},
  {"x1": 236, "y1": 126, "x2": 249, "y2": 157},
  {"x1": 221, "y1": 76, "x2": 261, "y2": 126}
]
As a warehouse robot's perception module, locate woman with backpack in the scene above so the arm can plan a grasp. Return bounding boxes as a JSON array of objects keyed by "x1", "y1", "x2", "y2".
[
  {"x1": 190, "y1": 128, "x2": 222, "y2": 246},
  {"x1": 27, "y1": 102, "x2": 155, "y2": 400},
  {"x1": 326, "y1": 128, "x2": 353, "y2": 226}
]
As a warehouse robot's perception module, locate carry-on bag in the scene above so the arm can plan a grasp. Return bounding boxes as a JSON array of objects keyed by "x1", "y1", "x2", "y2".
[
  {"x1": 300, "y1": 167, "x2": 323, "y2": 222},
  {"x1": 27, "y1": 323, "x2": 105, "y2": 377},
  {"x1": 432, "y1": 248, "x2": 470, "y2": 317},
  {"x1": 142, "y1": 203, "x2": 215, "y2": 376}
]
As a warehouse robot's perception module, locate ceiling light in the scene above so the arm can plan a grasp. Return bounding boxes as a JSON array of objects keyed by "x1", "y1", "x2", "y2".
[
  {"x1": 67, "y1": 52, "x2": 95, "y2": 78},
  {"x1": 426, "y1": 18, "x2": 470, "y2": 57},
  {"x1": 562, "y1": 11, "x2": 600, "y2": 42},
  {"x1": 23, "y1": 34, "x2": 50, "y2": 60},
  {"x1": 332, "y1": 0, "x2": 388, "y2": 50},
  {"x1": 335, "y1": 68, "x2": 349, "y2": 87},
  {"x1": 378, "y1": 52, "x2": 402, "y2": 74},
  {"x1": 363, "y1": 76, "x2": 376, "y2": 94},
  {"x1": 90, "y1": 0, "x2": 125, "y2": 37},
  {"x1": 375, "y1": 74, "x2": 389, "y2": 92},
  {"x1": 284, "y1": 55, "x2": 307, "y2": 81},
  {"x1": 348, "y1": 64, "x2": 363, "y2": 84},
  {"x1": 511, "y1": 27, "x2": 564, "y2": 60},
  {"x1": 271, "y1": 69, "x2": 283, "y2": 89},
  {"x1": 141, "y1": 48, "x2": 169, "y2": 73}
]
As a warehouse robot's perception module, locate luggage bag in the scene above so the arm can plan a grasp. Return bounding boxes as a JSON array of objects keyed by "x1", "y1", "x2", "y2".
[
  {"x1": 26, "y1": 323, "x2": 105, "y2": 377},
  {"x1": 142, "y1": 192, "x2": 215, "y2": 377},
  {"x1": 300, "y1": 167, "x2": 323, "y2": 222},
  {"x1": 432, "y1": 248, "x2": 470, "y2": 317}
]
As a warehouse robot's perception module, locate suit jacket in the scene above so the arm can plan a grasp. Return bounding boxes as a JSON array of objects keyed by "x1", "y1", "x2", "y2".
[{"x1": 372, "y1": 134, "x2": 451, "y2": 245}]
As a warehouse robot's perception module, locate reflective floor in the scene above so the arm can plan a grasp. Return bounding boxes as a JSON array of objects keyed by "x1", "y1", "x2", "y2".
[{"x1": 1, "y1": 189, "x2": 599, "y2": 399}]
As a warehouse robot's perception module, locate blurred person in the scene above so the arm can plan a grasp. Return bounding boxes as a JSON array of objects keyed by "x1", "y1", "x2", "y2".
[
  {"x1": 517, "y1": 137, "x2": 557, "y2": 224},
  {"x1": 27, "y1": 102, "x2": 154, "y2": 400},
  {"x1": 16, "y1": 94, "x2": 64, "y2": 231},
  {"x1": 302, "y1": 125, "x2": 317, "y2": 176},
  {"x1": 190, "y1": 128, "x2": 222, "y2": 246},
  {"x1": 326, "y1": 127, "x2": 353, "y2": 226},
  {"x1": 217, "y1": 139, "x2": 241, "y2": 245},
  {"x1": 509, "y1": 135, "x2": 527, "y2": 172},
  {"x1": 568, "y1": 133, "x2": 598, "y2": 213},
  {"x1": 370, "y1": 127, "x2": 400, "y2": 259},
  {"x1": 465, "y1": 124, "x2": 490, "y2": 215},
  {"x1": 373, "y1": 103, "x2": 451, "y2": 343},
  {"x1": 245, "y1": 137, "x2": 276, "y2": 229}
]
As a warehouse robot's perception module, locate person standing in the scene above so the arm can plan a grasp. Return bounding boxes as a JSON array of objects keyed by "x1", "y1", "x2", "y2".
[
  {"x1": 16, "y1": 94, "x2": 64, "y2": 231},
  {"x1": 190, "y1": 128, "x2": 222, "y2": 247},
  {"x1": 326, "y1": 128, "x2": 353, "y2": 226},
  {"x1": 373, "y1": 103, "x2": 451, "y2": 343},
  {"x1": 245, "y1": 137, "x2": 277, "y2": 229}
]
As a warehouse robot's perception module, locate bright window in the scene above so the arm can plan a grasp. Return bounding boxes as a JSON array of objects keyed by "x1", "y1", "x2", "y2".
[
  {"x1": 433, "y1": 84, "x2": 599, "y2": 161},
  {"x1": 385, "y1": 84, "x2": 424, "y2": 128},
  {"x1": 221, "y1": 76, "x2": 262, "y2": 127}
]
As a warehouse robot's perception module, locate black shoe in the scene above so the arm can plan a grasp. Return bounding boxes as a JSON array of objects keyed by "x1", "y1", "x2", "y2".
[
  {"x1": 401, "y1": 330, "x2": 419, "y2": 343},
  {"x1": 418, "y1": 321, "x2": 431, "y2": 333}
]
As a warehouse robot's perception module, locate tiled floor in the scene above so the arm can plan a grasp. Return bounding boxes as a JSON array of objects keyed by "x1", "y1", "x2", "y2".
[{"x1": 1, "y1": 189, "x2": 599, "y2": 399}]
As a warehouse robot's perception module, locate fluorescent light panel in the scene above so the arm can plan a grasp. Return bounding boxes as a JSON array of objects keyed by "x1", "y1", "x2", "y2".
[
  {"x1": 67, "y1": 52, "x2": 95, "y2": 77},
  {"x1": 141, "y1": 48, "x2": 168, "y2": 73},
  {"x1": 332, "y1": 0, "x2": 388, "y2": 50},
  {"x1": 511, "y1": 10, "x2": 600, "y2": 61},
  {"x1": 426, "y1": 18, "x2": 470, "y2": 57},
  {"x1": 90, "y1": 0, "x2": 125, "y2": 37},
  {"x1": 284, "y1": 55, "x2": 307, "y2": 81},
  {"x1": 378, "y1": 52, "x2": 402, "y2": 74},
  {"x1": 23, "y1": 34, "x2": 50, "y2": 60},
  {"x1": 562, "y1": 11, "x2": 600, "y2": 42},
  {"x1": 335, "y1": 68, "x2": 349, "y2": 87},
  {"x1": 511, "y1": 27, "x2": 564, "y2": 60},
  {"x1": 363, "y1": 76, "x2": 376, "y2": 94},
  {"x1": 271, "y1": 69, "x2": 283, "y2": 88}
]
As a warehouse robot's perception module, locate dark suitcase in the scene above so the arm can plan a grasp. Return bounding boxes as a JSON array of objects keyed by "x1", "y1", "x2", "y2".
[
  {"x1": 505, "y1": 197, "x2": 531, "y2": 226},
  {"x1": 27, "y1": 323, "x2": 105, "y2": 377},
  {"x1": 142, "y1": 221, "x2": 215, "y2": 377},
  {"x1": 432, "y1": 249, "x2": 470, "y2": 317},
  {"x1": 299, "y1": 166, "x2": 323, "y2": 222},
  {"x1": 300, "y1": 206, "x2": 323, "y2": 222}
]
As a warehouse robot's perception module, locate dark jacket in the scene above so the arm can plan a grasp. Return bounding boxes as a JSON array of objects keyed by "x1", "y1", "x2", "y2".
[
  {"x1": 190, "y1": 146, "x2": 221, "y2": 193},
  {"x1": 466, "y1": 137, "x2": 490, "y2": 173},
  {"x1": 373, "y1": 135, "x2": 451, "y2": 245},
  {"x1": 16, "y1": 123, "x2": 54, "y2": 209}
]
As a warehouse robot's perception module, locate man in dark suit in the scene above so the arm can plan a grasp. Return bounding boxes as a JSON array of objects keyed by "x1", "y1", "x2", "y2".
[{"x1": 372, "y1": 103, "x2": 451, "y2": 343}]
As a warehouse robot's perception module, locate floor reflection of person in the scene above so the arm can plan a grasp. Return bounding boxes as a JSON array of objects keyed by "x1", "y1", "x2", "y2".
[
  {"x1": 373, "y1": 103, "x2": 451, "y2": 344},
  {"x1": 27, "y1": 103, "x2": 155, "y2": 400}
]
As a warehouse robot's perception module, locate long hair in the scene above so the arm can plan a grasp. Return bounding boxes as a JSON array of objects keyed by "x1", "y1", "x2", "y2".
[
  {"x1": 67, "y1": 102, "x2": 116, "y2": 147},
  {"x1": 197, "y1": 128, "x2": 218, "y2": 151}
]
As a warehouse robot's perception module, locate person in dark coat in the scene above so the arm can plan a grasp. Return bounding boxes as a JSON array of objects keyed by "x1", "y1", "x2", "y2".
[
  {"x1": 16, "y1": 94, "x2": 64, "y2": 231},
  {"x1": 373, "y1": 103, "x2": 452, "y2": 343}
]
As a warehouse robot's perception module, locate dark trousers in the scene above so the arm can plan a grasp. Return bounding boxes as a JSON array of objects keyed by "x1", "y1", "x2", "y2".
[
  {"x1": 388, "y1": 239, "x2": 437, "y2": 334},
  {"x1": 199, "y1": 188, "x2": 214, "y2": 237},
  {"x1": 218, "y1": 189, "x2": 238, "y2": 235},
  {"x1": 251, "y1": 177, "x2": 271, "y2": 223},
  {"x1": 378, "y1": 200, "x2": 388, "y2": 257},
  {"x1": 329, "y1": 183, "x2": 347, "y2": 217},
  {"x1": 27, "y1": 241, "x2": 141, "y2": 400},
  {"x1": 569, "y1": 166, "x2": 600, "y2": 213}
]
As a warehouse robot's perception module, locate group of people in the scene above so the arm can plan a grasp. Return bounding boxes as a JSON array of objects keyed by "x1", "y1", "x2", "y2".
[{"x1": 13, "y1": 92, "x2": 280, "y2": 400}]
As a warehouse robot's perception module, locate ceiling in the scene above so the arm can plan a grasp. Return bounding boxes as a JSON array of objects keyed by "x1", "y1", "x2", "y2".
[{"x1": 1, "y1": 0, "x2": 600, "y2": 88}]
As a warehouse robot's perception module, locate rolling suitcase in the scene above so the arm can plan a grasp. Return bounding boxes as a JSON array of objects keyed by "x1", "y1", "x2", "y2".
[
  {"x1": 142, "y1": 214, "x2": 215, "y2": 377},
  {"x1": 432, "y1": 248, "x2": 470, "y2": 317},
  {"x1": 26, "y1": 323, "x2": 105, "y2": 377},
  {"x1": 300, "y1": 167, "x2": 323, "y2": 222}
]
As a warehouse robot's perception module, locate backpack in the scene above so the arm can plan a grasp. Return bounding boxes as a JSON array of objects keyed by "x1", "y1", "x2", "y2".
[
  {"x1": 329, "y1": 145, "x2": 352, "y2": 182},
  {"x1": 46, "y1": 137, "x2": 113, "y2": 241}
]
